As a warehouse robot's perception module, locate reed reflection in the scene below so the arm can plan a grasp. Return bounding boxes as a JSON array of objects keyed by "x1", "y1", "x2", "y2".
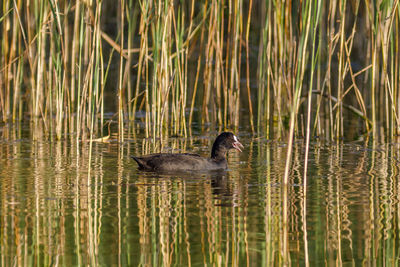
[{"x1": 0, "y1": 131, "x2": 400, "y2": 265}]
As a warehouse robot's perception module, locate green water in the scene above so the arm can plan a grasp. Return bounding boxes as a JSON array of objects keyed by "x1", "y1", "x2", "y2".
[{"x1": 1, "y1": 126, "x2": 399, "y2": 266}]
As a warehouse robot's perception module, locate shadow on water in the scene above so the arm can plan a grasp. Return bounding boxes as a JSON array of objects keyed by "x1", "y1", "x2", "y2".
[{"x1": 0, "y1": 124, "x2": 400, "y2": 266}]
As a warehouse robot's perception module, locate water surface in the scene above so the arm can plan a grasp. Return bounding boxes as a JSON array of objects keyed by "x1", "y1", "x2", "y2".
[{"x1": 1, "y1": 127, "x2": 399, "y2": 266}]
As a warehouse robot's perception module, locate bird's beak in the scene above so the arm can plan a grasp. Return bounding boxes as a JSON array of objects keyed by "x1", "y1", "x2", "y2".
[{"x1": 233, "y1": 140, "x2": 244, "y2": 152}]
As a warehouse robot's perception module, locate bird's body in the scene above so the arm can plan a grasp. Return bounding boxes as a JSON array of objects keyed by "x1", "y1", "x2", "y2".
[
  {"x1": 132, "y1": 132, "x2": 243, "y2": 172},
  {"x1": 132, "y1": 153, "x2": 227, "y2": 171}
]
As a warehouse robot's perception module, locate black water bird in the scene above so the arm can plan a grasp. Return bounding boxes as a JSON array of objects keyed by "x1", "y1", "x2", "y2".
[{"x1": 132, "y1": 132, "x2": 243, "y2": 172}]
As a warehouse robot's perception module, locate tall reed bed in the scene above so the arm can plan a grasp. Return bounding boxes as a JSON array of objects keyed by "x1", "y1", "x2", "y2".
[
  {"x1": 129, "y1": 0, "x2": 247, "y2": 138},
  {"x1": 0, "y1": 0, "x2": 400, "y2": 141},
  {"x1": 257, "y1": 0, "x2": 400, "y2": 141},
  {"x1": 0, "y1": 0, "x2": 105, "y2": 141}
]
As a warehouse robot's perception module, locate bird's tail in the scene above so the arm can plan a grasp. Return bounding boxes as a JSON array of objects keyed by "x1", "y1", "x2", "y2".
[{"x1": 131, "y1": 156, "x2": 148, "y2": 170}]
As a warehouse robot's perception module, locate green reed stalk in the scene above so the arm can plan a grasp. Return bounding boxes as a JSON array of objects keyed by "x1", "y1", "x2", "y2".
[
  {"x1": 96, "y1": 10, "x2": 103, "y2": 132},
  {"x1": 257, "y1": 0, "x2": 268, "y2": 135},
  {"x1": 2, "y1": 0, "x2": 11, "y2": 123},
  {"x1": 265, "y1": 2, "x2": 272, "y2": 139},
  {"x1": 118, "y1": 0, "x2": 125, "y2": 142},
  {"x1": 12, "y1": 55, "x2": 24, "y2": 122},
  {"x1": 179, "y1": 7, "x2": 187, "y2": 136},
  {"x1": 98, "y1": 32, "x2": 105, "y2": 138},
  {"x1": 126, "y1": 0, "x2": 139, "y2": 123},
  {"x1": 151, "y1": 0, "x2": 160, "y2": 138},
  {"x1": 304, "y1": 0, "x2": 321, "y2": 182},
  {"x1": 230, "y1": 0, "x2": 242, "y2": 128},
  {"x1": 71, "y1": 0, "x2": 80, "y2": 135},
  {"x1": 172, "y1": 6, "x2": 186, "y2": 136},
  {"x1": 184, "y1": 0, "x2": 195, "y2": 136},
  {"x1": 144, "y1": 25, "x2": 150, "y2": 139},
  {"x1": 188, "y1": 1, "x2": 208, "y2": 127},
  {"x1": 335, "y1": 0, "x2": 344, "y2": 139},
  {"x1": 283, "y1": 0, "x2": 314, "y2": 264},
  {"x1": 396, "y1": 13, "x2": 400, "y2": 136},
  {"x1": 87, "y1": 5, "x2": 103, "y2": 246},
  {"x1": 93, "y1": 0, "x2": 103, "y2": 138},
  {"x1": 81, "y1": 9, "x2": 94, "y2": 140},
  {"x1": 380, "y1": 1, "x2": 399, "y2": 137},
  {"x1": 152, "y1": 0, "x2": 164, "y2": 138},
  {"x1": 303, "y1": 1, "x2": 321, "y2": 266},
  {"x1": 216, "y1": 0, "x2": 224, "y2": 126},
  {"x1": 276, "y1": 1, "x2": 287, "y2": 140},
  {"x1": 327, "y1": 0, "x2": 337, "y2": 140},
  {"x1": 62, "y1": 1, "x2": 71, "y2": 137},
  {"x1": 6, "y1": 0, "x2": 18, "y2": 124},
  {"x1": 369, "y1": 4, "x2": 378, "y2": 137},
  {"x1": 389, "y1": 24, "x2": 396, "y2": 136},
  {"x1": 283, "y1": 0, "x2": 313, "y2": 210},
  {"x1": 15, "y1": 1, "x2": 25, "y2": 123},
  {"x1": 33, "y1": 0, "x2": 46, "y2": 129},
  {"x1": 222, "y1": 0, "x2": 229, "y2": 126},
  {"x1": 76, "y1": 8, "x2": 85, "y2": 142},
  {"x1": 126, "y1": 0, "x2": 133, "y2": 122},
  {"x1": 392, "y1": 11, "x2": 399, "y2": 135},
  {"x1": 245, "y1": 0, "x2": 254, "y2": 133},
  {"x1": 49, "y1": 0, "x2": 65, "y2": 140},
  {"x1": 202, "y1": 1, "x2": 214, "y2": 124},
  {"x1": 186, "y1": 0, "x2": 195, "y2": 128},
  {"x1": 133, "y1": 0, "x2": 150, "y2": 136},
  {"x1": 48, "y1": 25, "x2": 55, "y2": 138},
  {"x1": 13, "y1": 0, "x2": 32, "y2": 124}
]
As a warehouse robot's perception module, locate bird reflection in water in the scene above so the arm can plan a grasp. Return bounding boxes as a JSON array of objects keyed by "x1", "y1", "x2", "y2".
[{"x1": 210, "y1": 172, "x2": 235, "y2": 207}]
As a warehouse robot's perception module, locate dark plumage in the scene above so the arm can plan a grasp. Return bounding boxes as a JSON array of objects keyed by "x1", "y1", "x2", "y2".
[{"x1": 132, "y1": 132, "x2": 244, "y2": 172}]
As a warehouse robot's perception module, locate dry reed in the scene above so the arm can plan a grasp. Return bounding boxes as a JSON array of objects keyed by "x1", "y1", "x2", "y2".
[{"x1": 0, "y1": 0, "x2": 399, "y2": 143}]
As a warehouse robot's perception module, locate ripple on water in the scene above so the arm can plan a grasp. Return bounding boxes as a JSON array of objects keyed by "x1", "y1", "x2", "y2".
[{"x1": 1, "y1": 136, "x2": 400, "y2": 265}]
